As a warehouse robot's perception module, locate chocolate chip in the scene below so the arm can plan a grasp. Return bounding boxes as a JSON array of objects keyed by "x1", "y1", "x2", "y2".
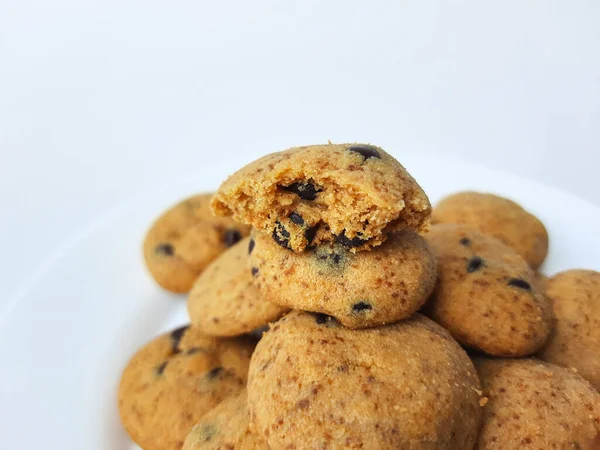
[
  {"x1": 282, "y1": 182, "x2": 322, "y2": 200},
  {"x1": 272, "y1": 221, "x2": 291, "y2": 249},
  {"x1": 170, "y1": 325, "x2": 189, "y2": 352},
  {"x1": 466, "y1": 256, "x2": 484, "y2": 273},
  {"x1": 315, "y1": 246, "x2": 346, "y2": 268},
  {"x1": 156, "y1": 361, "x2": 168, "y2": 375},
  {"x1": 459, "y1": 237, "x2": 471, "y2": 246},
  {"x1": 352, "y1": 301, "x2": 372, "y2": 313},
  {"x1": 335, "y1": 232, "x2": 368, "y2": 248},
  {"x1": 347, "y1": 145, "x2": 381, "y2": 160},
  {"x1": 206, "y1": 367, "x2": 223, "y2": 379},
  {"x1": 223, "y1": 229, "x2": 242, "y2": 247},
  {"x1": 251, "y1": 267, "x2": 259, "y2": 277},
  {"x1": 304, "y1": 225, "x2": 319, "y2": 245},
  {"x1": 508, "y1": 278, "x2": 531, "y2": 290},
  {"x1": 248, "y1": 238, "x2": 255, "y2": 255},
  {"x1": 289, "y1": 212, "x2": 305, "y2": 225},
  {"x1": 155, "y1": 243, "x2": 174, "y2": 256}
]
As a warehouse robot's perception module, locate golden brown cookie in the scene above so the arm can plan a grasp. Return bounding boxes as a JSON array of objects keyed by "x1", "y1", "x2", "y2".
[
  {"x1": 432, "y1": 191, "x2": 549, "y2": 268},
  {"x1": 248, "y1": 311, "x2": 482, "y2": 449},
  {"x1": 118, "y1": 325, "x2": 255, "y2": 450},
  {"x1": 538, "y1": 269, "x2": 600, "y2": 391},
  {"x1": 143, "y1": 193, "x2": 251, "y2": 293},
  {"x1": 249, "y1": 229, "x2": 436, "y2": 328},
  {"x1": 474, "y1": 358, "x2": 600, "y2": 449},
  {"x1": 188, "y1": 236, "x2": 289, "y2": 337},
  {"x1": 212, "y1": 143, "x2": 431, "y2": 253},
  {"x1": 183, "y1": 389, "x2": 268, "y2": 450},
  {"x1": 425, "y1": 224, "x2": 552, "y2": 356}
]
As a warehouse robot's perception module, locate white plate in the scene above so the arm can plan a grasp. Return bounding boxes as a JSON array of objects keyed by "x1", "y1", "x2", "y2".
[{"x1": 1, "y1": 153, "x2": 599, "y2": 450}]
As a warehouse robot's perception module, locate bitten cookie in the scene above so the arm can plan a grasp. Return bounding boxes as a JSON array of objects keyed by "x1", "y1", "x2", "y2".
[
  {"x1": 248, "y1": 311, "x2": 482, "y2": 449},
  {"x1": 425, "y1": 224, "x2": 552, "y2": 356},
  {"x1": 432, "y1": 191, "x2": 549, "y2": 268},
  {"x1": 188, "y1": 236, "x2": 289, "y2": 337},
  {"x1": 538, "y1": 269, "x2": 600, "y2": 391},
  {"x1": 212, "y1": 143, "x2": 431, "y2": 253},
  {"x1": 474, "y1": 358, "x2": 600, "y2": 449},
  {"x1": 143, "y1": 193, "x2": 251, "y2": 293},
  {"x1": 118, "y1": 325, "x2": 255, "y2": 450},
  {"x1": 183, "y1": 389, "x2": 268, "y2": 450},
  {"x1": 249, "y1": 229, "x2": 437, "y2": 328}
]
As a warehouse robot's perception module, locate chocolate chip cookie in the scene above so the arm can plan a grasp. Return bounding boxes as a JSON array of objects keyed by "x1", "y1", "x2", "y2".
[
  {"x1": 432, "y1": 191, "x2": 549, "y2": 268},
  {"x1": 188, "y1": 236, "x2": 289, "y2": 337},
  {"x1": 249, "y1": 229, "x2": 437, "y2": 328},
  {"x1": 212, "y1": 143, "x2": 431, "y2": 253},
  {"x1": 144, "y1": 193, "x2": 251, "y2": 293},
  {"x1": 425, "y1": 224, "x2": 552, "y2": 356},
  {"x1": 118, "y1": 325, "x2": 255, "y2": 450},
  {"x1": 248, "y1": 311, "x2": 482, "y2": 449},
  {"x1": 538, "y1": 269, "x2": 600, "y2": 391},
  {"x1": 474, "y1": 357, "x2": 600, "y2": 449},
  {"x1": 183, "y1": 389, "x2": 268, "y2": 450}
]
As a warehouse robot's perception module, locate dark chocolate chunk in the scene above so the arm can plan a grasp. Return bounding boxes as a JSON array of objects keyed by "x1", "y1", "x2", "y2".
[
  {"x1": 206, "y1": 366, "x2": 224, "y2": 379},
  {"x1": 508, "y1": 278, "x2": 532, "y2": 290},
  {"x1": 352, "y1": 301, "x2": 373, "y2": 313},
  {"x1": 248, "y1": 238, "x2": 255, "y2": 255},
  {"x1": 155, "y1": 243, "x2": 174, "y2": 256},
  {"x1": 156, "y1": 361, "x2": 168, "y2": 375},
  {"x1": 466, "y1": 256, "x2": 484, "y2": 273},
  {"x1": 223, "y1": 229, "x2": 242, "y2": 247},
  {"x1": 289, "y1": 212, "x2": 305, "y2": 226},
  {"x1": 459, "y1": 237, "x2": 471, "y2": 246},
  {"x1": 335, "y1": 231, "x2": 369, "y2": 249},
  {"x1": 282, "y1": 181, "x2": 322, "y2": 201},
  {"x1": 272, "y1": 221, "x2": 291, "y2": 249},
  {"x1": 251, "y1": 267, "x2": 259, "y2": 277},
  {"x1": 170, "y1": 325, "x2": 189, "y2": 352},
  {"x1": 347, "y1": 144, "x2": 381, "y2": 160}
]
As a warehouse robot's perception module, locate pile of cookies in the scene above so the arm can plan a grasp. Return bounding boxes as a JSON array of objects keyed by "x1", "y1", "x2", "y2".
[{"x1": 118, "y1": 143, "x2": 600, "y2": 450}]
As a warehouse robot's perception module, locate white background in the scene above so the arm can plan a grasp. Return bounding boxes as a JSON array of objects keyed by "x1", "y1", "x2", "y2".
[{"x1": 1, "y1": 0, "x2": 599, "y2": 305}]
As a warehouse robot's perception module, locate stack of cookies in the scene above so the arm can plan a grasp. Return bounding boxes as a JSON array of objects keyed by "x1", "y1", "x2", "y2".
[{"x1": 119, "y1": 143, "x2": 600, "y2": 450}]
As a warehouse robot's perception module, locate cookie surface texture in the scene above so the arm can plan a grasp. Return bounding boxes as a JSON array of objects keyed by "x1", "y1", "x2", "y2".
[
  {"x1": 144, "y1": 193, "x2": 250, "y2": 293},
  {"x1": 425, "y1": 224, "x2": 551, "y2": 356},
  {"x1": 432, "y1": 191, "x2": 549, "y2": 268},
  {"x1": 538, "y1": 269, "x2": 600, "y2": 391},
  {"x1": 188, "y1": 236, "x2": 289, "y2": 336},
  {"x1": 118, "y1": 325, "x2": 255, "y2": 450},
  {"x1": 248, "y1": 311, "x2": 482, "y2": 449},
  {"x1": 250, "y1": 229, "x2": 436, "y2": 328},
  {"x1": 212, "y1": 143, "x2": 431, "y2": 252},
  {"x1": 183, "y1": 389, "x2": 268, "y2": 450},
  {"x1": 474, "y1": 358, "x2": 600, "y2": 449}
]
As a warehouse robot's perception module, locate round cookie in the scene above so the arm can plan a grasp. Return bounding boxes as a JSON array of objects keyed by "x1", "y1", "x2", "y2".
[
  {"x1": 474, "y1": 358, "x2": 600, "y2": 449},
  {"x1": 248, "y1": 311, "x2": 482, "y2": 449},
  {"x1": 212, "y1": 143, "x2": 431, "y2": 253},
  {"x1": 538, "y1": 269, "x2": 600, "y2": 391},
  {"x1": 425, "y1": 224, "x2": 552, "y2": 357},
  {"x1": 118, "y1": 325, "x2": 255, "y2": 450},
  {"x1": 250, "y1": 229, "x2": 437, "y2": 328},
  {"x1": 183, "y1": 389, "x2": 268, "y2": 450},
  {"x1": 432, "y1": 191, "x2": 549, "y2": 268},
  {"x1": 143, "y1": 193, "x2": 251, "y2": 293},
  {"x1": 188, "y1": 236, "x2": 289, "y2": 337}
]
